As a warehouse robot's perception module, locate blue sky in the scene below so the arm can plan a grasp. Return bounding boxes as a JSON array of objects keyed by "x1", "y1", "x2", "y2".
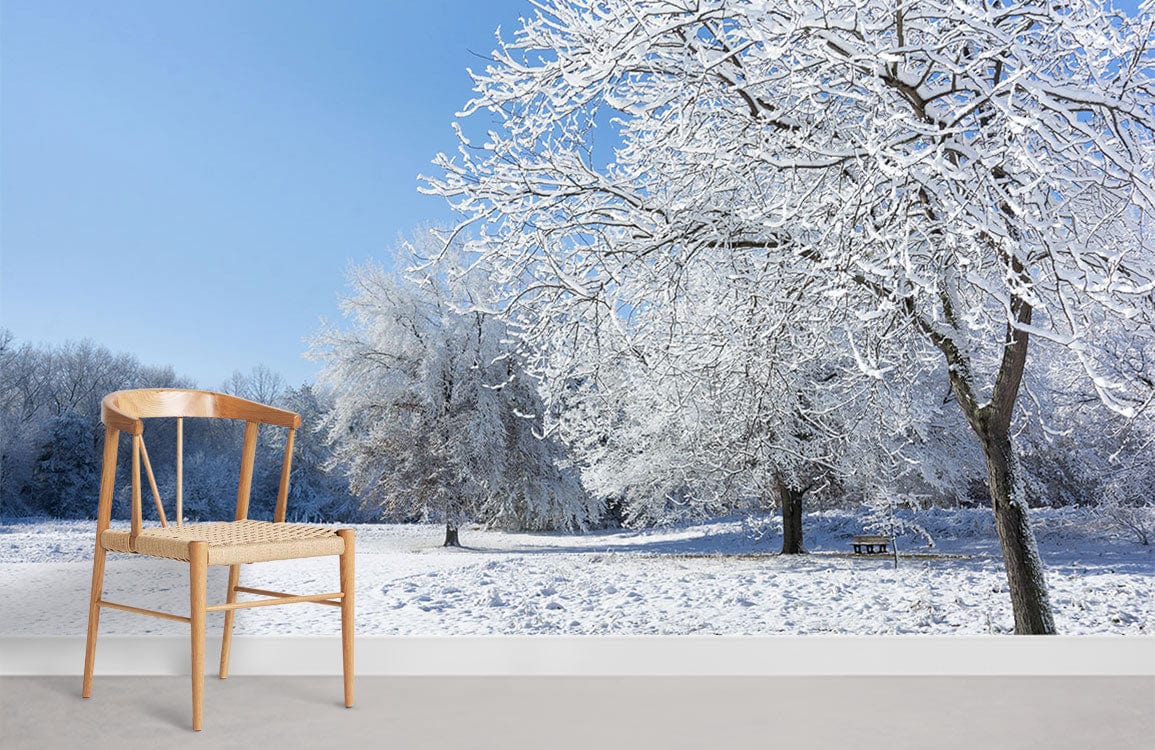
[
  {"x1": 1, "y1": 0, "x2": 1144, "y2": 388},
  {"x1": 1, "y1": 0, "x2": 526, "y2": 387}
]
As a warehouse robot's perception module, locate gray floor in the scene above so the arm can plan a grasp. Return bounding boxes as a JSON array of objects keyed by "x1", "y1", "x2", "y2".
[{"x1": 1, "y1": 676, "x2": 1152, "y2": 749}]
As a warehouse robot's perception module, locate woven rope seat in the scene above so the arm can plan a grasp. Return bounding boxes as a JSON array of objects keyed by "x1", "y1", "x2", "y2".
[{"x1": 102, "y1": 520, "x2": 346, "y2": 566}]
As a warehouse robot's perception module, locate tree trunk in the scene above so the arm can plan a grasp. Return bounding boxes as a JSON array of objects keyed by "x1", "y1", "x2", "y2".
[
  {"x1": 776, "y1": 474, "x2": 804, "y2": 554},
  {"x1": 976, "y1": 424, "x2": 1055, "y2": 634},
  {"x1": 443, "y1": 523, "x2": 460, "y2": 547},
  {"x1": 941, "y1": 292, "x2": 1056, "y2": 634}
]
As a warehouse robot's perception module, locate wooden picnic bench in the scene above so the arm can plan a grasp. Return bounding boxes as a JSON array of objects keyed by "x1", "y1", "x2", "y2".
[{"x1": 851, "y1": 535, "x2": 893, "y2": 555}]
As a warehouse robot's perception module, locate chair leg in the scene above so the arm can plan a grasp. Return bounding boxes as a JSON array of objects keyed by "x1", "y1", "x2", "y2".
[
  {"x1": 219, "y1": 563, "x2": 241, "y2": 679},
  {"x1": 82, "y1": 544, "x2": 107, "y2": 698},
  {"x1": 189, "y1": 541, "x2": 208, "y2": 731},
  {"x1": 338, "y1": 529, "x2": 355, "y2": 708}
]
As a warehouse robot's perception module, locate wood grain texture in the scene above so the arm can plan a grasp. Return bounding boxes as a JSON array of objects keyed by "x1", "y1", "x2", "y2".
[
  {"x1": 189, "y1": 541, "x2": 208, "y2": 731},
  {"x1": 233, "y1": 585, "x2": 344, "y2": 605},
  {"x1": 82, "y1": 427, "x2": 119, "y2": 698},
  {"x1": 274, "y1": 427, "x2": 296, "y2": 523},
  {"x1": 175, "y1": 417, "x2": 184, "y2": 526},
  {"x1": 82, "y1": 550, "x2": 107, "y2": 699},
  {"x1": 339, "y1": 528, "x2": 355, "y2": 708},
  {"x1": 138, "y1": 436, "x2": 167, "y2": 527},
  {"x1": 102, "y1": 388, "x2": 301, "y2": 434},
  {"x1": 218, "y1": 564, "x2": 242, "y2": 679},
  {"x1": 95, "y1": 600, "x2": 191, "y2": 623},
  {"x1": 205, "y1": 591, "x2": 344, "y2": 612},
  {"x1": 234, "y1": 422, "x2": 260, "y2": 521},
  {"x1": 130, "y1": 435, "x2": 142, "y2": 550},
  {"x1": 93, "y1": 427, "x2": 120, "y2": 536}
]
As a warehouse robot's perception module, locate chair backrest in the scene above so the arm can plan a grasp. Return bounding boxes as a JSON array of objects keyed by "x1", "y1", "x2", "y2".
[
  {"x1": 102, "y1": 388, "x2": 300, "y2": 434},
  {"x1": 95, "y1": 389, "x2": 302, "y2": 548}
]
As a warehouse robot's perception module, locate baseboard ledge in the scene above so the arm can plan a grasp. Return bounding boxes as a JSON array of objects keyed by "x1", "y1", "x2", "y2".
[{"x1": 2, "y1": 635, "x2": 1152, "y2": 676}]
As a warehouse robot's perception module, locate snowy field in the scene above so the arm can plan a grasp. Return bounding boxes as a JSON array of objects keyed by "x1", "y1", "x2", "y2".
[{"x1": 0, "y1": 508, "x2": 1150, "y2": 636}]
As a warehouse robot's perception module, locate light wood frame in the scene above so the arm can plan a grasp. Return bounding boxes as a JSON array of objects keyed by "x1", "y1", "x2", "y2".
[{"x1": 82, "y1": 389, "x2": 355, "y2": 730}]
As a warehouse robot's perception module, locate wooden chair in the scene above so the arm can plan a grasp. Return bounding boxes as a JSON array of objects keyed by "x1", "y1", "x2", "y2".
[{"x1": 81, "y1": 388, "x2": 354, "y2": 730}]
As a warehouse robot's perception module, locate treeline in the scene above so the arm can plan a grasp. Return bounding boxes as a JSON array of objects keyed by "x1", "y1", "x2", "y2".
[
  {"x1": 0, "y1": 330, "x2": 359, "y2": 522},
  {"x1": 2, "y1": 301, "x2": 1151, "y2": 546}
]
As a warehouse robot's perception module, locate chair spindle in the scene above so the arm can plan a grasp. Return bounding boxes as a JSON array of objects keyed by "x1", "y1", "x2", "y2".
[
  {"x1": 234, "y1": 421, "x2": 260, "y2": 521},
  {"x1": 176, "y1": 417, "x2": 183, "y2": 526},
  {"x1": 130, "y1": 434, "x2": 143, "y2": 550},
  {"x1": 138, "y1": 436, "x2": 167, "y2": 527},
  {"x1": 274, "y1": 427, "x2": 296, "y2": 523}
]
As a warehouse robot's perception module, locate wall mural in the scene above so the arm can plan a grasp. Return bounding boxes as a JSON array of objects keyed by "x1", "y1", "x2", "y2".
[{"x1": 2, "y1": 0, "x2": 1152, "y2": 640}]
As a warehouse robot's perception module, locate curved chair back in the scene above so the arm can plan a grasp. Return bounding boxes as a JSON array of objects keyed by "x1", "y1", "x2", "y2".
[
  {"x1": 96, "y1": 389, "x2": 301, "y2": 548},
  {"x1": 102, "y1": 388, "x2": 300, "y2": 434}
]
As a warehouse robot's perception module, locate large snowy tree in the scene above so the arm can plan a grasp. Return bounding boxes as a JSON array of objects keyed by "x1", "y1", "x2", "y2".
[
  {"x1": 311, "y1": 230, "x2": 600, "y2": 544},
  {"x1": 427, "y1": 0, "x2": 1155, "y2": 632},
  {"x1": 550, "y1": 246, "x2": 870, "y2": 551}
]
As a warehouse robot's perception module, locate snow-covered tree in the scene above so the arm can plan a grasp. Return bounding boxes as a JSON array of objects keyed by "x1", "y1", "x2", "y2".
[
  {"x1": 555, "y1": 261, "x2": 984, "y2": 548},
  {"x1": 0, "y1": 332, "x2": 196, "y2": 517},
  {"x1": 427, "y1": 0, "x2": 1155, "y2": 632},
  {"x1": 271, "y1": 384, "x2": 361, "y2": 522},
  {"x1": 222, "y1": 364, "x2": 286, "y2": 407},
  {"x1": 157, "y1": 371, "x2": 360, "y2": 523},
  {"x1": 549, "y1": 247, "x2": 861, "y2": 550},
  {"x1": 1017, "y1": 334, "x2": 1155, "y2": 509},
  {"x1": 311, "y1": 230, "x2": 600, "y2": 544},
  {"x1": 28, "y1": 411, "x2": 101, "y2": 518}
]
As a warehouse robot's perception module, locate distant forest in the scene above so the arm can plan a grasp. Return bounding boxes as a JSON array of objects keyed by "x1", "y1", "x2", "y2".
[{"x1": 0, "y1": 330, "x2": 359, "y2": 523}]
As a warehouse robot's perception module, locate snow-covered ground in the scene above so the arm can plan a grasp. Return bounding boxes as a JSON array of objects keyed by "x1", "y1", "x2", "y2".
[{"x1": 1, "y1": 508, "x2": 1150, "y2": 636}]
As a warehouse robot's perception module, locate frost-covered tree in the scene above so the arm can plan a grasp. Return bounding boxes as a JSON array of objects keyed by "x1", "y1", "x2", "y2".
[
  {"x1": 0, "y1": 334, "x2": 364, "y2": 522},
  {"x1": 28, "y1": 411, "x2": 101, "y2": 518},
  {"x1": 1015, "y1": 334, "x2": 1155, "y2": 543},
  {"x1": 312, "y1": 230, "x2": 600, "y2": 544},
  {"x1": 551, "y1": 248, "x2": 858, "y2": 551},
  {"x1": 556, "y1": 266, "x2": 983, "y2": 549},
  {"x1": 1017, "y1": 334, "x2": 1155, "y2": 509},
  {"x1": 427, "y1": 0, "x2": 1155, "y2": 632},
  {"x1": 0, "y1": 332, "x2": 195, "y2": 517},
  {"x1": 0, "y1": 332, "x2": 47, "y2": 514},
  {"x1": 222, "y1": 364, "x2": 286, "y2": 407},
  {"x1": 272, "y1": 384, "x2": 361, "y2": 522},
  {"x1": 175, "y1": 370, "x2": 359, "y2": 522}
]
